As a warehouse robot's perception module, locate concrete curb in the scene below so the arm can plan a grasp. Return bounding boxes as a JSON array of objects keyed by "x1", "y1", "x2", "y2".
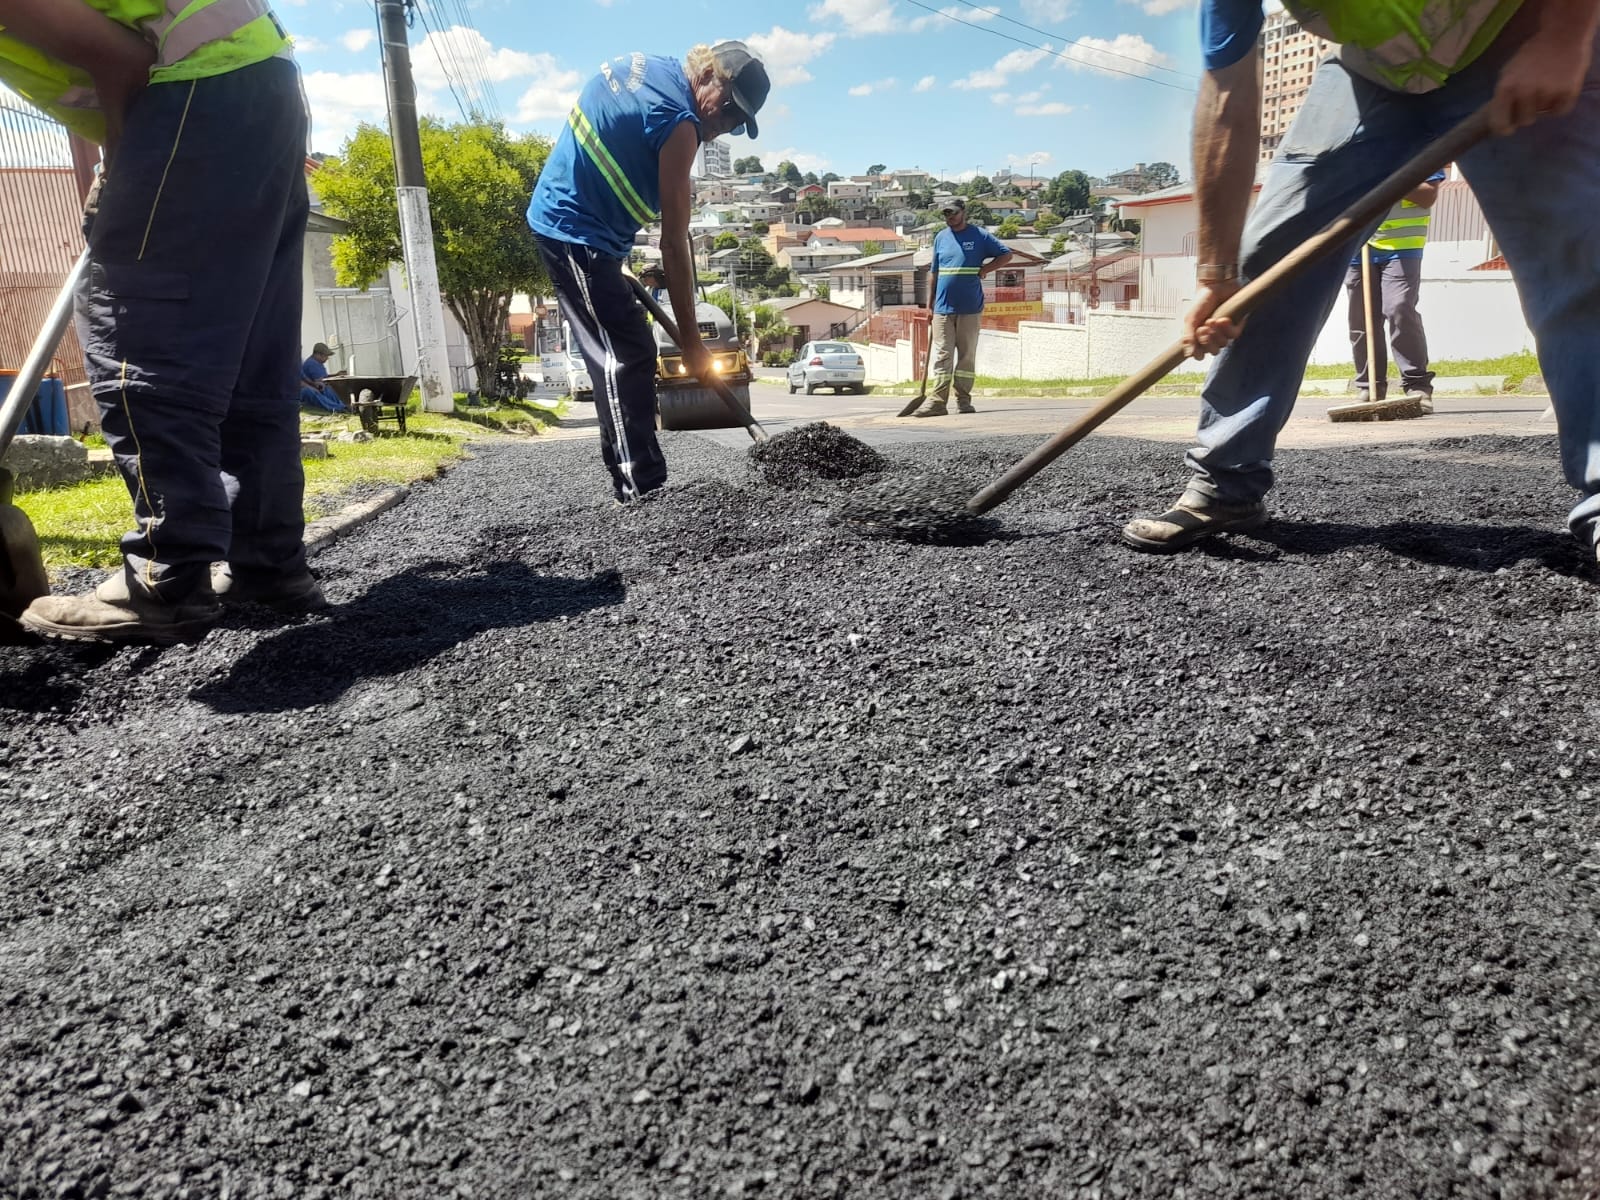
[{"x1": 305, "y1": 485, "x2": 410, "y2": 558}]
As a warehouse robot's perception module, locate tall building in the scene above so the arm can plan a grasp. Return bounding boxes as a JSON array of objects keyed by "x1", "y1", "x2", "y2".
[
  {"x1": 1258, "y1": 11, "x2": 1335, "y2": 161},
  {"x1": 695, "y1": 139, "x2": 731, "y2": 179}
]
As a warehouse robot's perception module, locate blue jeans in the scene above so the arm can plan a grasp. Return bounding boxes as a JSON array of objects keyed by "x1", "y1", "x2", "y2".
[
  {"x1": 1186, "y1": 29, "x2": 1600, "y2": 542},
  {"x1": 300, "y1": 385, "x2": 346, "y2": 413}
]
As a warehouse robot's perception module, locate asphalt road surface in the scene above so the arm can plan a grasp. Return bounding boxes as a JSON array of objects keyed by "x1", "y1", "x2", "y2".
[{"x1": 3, "y1": 415, "x2": 1598, "y2": 1199}]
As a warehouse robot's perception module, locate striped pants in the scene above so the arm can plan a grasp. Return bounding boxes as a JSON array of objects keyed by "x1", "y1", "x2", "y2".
[
  {"x1": 930, "y1": 312, "x2": 981, "y2": 406},
  {"x1": 536, "y1": 236, "x2": 666, "y2": 502}
]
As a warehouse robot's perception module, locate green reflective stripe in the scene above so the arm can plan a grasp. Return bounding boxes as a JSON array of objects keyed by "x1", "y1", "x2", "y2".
[
  {"x1": 568, "y1": 107, "x2": 656, "y2": 225},
  {"x1": 942, "y1": 267, "x2": 981, "y2": 275},
  {"x1": 1373, "y1": 212, "x2": 1430, "y2": 250},
  {"x1": 1373, "y1": 235, "x2": 1429, "y2": 250},
  {"x1": 1378, "y1": 215, "x2": 1430, "y2": 229}
]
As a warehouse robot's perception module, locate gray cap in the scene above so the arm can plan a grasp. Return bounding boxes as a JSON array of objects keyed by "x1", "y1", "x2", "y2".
[
  {"x1": 941, "y1": 197, "x2": 966, "y2": 214},
  {"x1": 711, "y1": 41, "x2": 770, "y2": 139}
]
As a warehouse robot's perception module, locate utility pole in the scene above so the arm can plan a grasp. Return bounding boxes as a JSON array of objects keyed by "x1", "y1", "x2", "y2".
[{"x1": 378, "y1": 0, "x2": 452, "y2": 412}]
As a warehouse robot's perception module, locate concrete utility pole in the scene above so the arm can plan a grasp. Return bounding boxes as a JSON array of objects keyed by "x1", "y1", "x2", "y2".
[{"x1": 378, "y1": 0, "x2": 452, "y2": 412}]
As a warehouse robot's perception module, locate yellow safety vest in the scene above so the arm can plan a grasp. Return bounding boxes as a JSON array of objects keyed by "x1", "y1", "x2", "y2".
[
  {"x1": 1284, "y1": 0, "x2": 1523, "y2": 93},
  {"x1": 1370, "y1": 196, "x2": 1431, "y2": 253},
  {"x1": 0, "y1": 0, "x2": 289, "y2": 143}
]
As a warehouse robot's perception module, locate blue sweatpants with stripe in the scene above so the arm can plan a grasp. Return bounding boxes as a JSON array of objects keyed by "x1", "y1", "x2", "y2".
[
  {"x1": 77, "y1": 56, "x2": 310, "y2": 604},
  {"x1": 535, "y1": 235, "x2": 666, "y2": 502}
]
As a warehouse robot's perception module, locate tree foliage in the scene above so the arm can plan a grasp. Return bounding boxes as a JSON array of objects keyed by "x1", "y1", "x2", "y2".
[
  {"x1": 733, "y1": 155, "x2": 765, "y2": 174},
  {"x1": 776, "y1": 160, "x2": 805, "y2": 186},
  {"x1": 1143, "y1": 161, "x2": 1181, "y2": 192},
  {"x1": 314, "y1": 119, "x2": 551, "y2": 400},
  {"x1": 966, "y1": 202, "x2": 995, "y2": 226},
  {"x1": 963, "y1": 175, "x2": 992, "y2": 199},
  {"x1": 861, "y1": 240, "x2": 882, "y2": 258},
  {"x1": 866, "y1": 162, "x2": 886, "y2": 176},
  {"x1": 713, "y1": 231, "x2": 740, "y2": 251},
  {"x1": 1042, "y1": 169, "x2": 1092, "y2": 216},
  {"x1": 996, "y1": 218, "x2": 1021, "y2": 239}
]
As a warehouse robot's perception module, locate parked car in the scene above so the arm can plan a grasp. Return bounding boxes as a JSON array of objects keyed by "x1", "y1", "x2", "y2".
[
  {"x1": 566, "y1": 350, "x2": 593, "y2": 403},
  {"x1": 787, "y1": 341, "x2": 866, "y2": 394}
]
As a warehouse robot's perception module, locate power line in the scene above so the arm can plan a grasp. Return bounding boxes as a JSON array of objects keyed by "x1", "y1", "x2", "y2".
[
  {"x1": 954, "y1": 0, "x2": 1198, "y2": 82},
  {"x1": 901, "y1": 0, "x2": 1197, "y2": 92}
]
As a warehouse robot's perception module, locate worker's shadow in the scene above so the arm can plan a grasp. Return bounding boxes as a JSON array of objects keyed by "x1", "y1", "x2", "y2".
[
  {"x1": 194, "y1": 560, "x2": 625, "y2": 714},
  {"x1": 1208, "y1": 518, "x2": 1589, "y2": 576}
]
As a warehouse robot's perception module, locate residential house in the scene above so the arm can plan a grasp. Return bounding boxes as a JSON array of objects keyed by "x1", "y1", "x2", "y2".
[
  {"x1": 797, "y1": 183, "x2": 827, "y2": 200},
  {"x1": 779, "y1": 241, "x2": 864, "y2": 275},
  {"x1": 764, "y1": 295, "x2": 862, "y2": 345},
  {"x1": 824, "y1": 248, "x2": 929, "y2": 311},
  {"x1": 694, "y1": 180, "x2": 738, "y2": 207},
  {"x1": 807, "y1": 224, "x2": 903, "y2": 253},
  {"x1": 889, "y1": 169, "x2": 934, "y2": 193},
  {"x1": 738, "y1": 200, "x2": 784, "y2": 224},
  {"x1": 1042, "y1": 233, "x2": 1143, "y2": 319},
  {"x1": 826, "y1": 180, "x2": 870, "y2": 202}
]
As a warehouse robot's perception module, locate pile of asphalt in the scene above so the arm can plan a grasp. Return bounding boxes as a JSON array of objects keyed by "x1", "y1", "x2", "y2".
[
  {"x1": 3, "y1": 430, "x2": 1599, "y2": 1199},
  {"x1": 833, "y1": 472, "x2": 1002, "y2": 544},
  {"x1": 747, "y1": 421, "x2": 887, "y2": 489}
]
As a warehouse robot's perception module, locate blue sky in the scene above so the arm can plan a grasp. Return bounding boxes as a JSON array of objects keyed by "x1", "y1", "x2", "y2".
[{"x1": 280, "y1": 0, "x2": 1210, "y2": 182}]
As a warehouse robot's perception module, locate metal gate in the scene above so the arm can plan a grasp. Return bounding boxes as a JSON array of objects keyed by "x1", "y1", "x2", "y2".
[{"x1": 315, "y1": 288, "x2": 406, "y2": 378}]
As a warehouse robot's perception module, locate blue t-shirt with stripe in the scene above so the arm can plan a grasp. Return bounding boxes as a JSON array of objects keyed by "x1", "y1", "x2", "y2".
[
  {"x1": 527, "y1": 53, "x2": 699, "y2": 260},
  {"x1": 932, "y1": 225, "x2": 1009, "y2": 315}
]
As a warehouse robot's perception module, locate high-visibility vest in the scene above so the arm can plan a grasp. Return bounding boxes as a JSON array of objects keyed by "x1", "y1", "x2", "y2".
[
  {"x1": 0, "y1": 0, "x2": 289, "y2": 143},
  {"x1": 1284, "y1": 0, "x2": 1523, "y2": 93},
  {"x1": 1370, "y1": 196, "x2": 1432, "y2": 253}
]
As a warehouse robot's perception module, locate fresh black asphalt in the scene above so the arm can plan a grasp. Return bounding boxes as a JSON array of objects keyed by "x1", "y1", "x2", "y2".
[{"x1": 2, "y1": 428, "x2": 1598, "y2": 1199}]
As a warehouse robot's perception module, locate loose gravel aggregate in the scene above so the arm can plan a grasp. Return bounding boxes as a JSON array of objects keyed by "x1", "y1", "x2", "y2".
[
  {"x1": 747, "y1": 422, "x2": 887, "y2": 490},
  {"x1": 3, "y1": 428, "x2": 1600, "y2": 1200}
]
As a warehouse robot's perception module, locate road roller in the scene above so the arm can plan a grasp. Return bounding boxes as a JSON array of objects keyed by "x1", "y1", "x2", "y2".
[{"x1": 652, "y1": 301, "x2": 756, "y2": 431}]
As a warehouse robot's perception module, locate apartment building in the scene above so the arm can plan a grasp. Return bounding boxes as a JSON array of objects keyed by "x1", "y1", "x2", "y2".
[
  {"x1": 1259, "y1": 10, "x2": 1335, "y2": 161},
  {"x1": 695, "y1": 139, "x2": 731, "y2": 178}
]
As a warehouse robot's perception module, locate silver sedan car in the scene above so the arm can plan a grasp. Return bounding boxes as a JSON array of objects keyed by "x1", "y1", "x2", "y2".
[{"x1": 786, "y1": 341, "x2": 866, "y2": 395}]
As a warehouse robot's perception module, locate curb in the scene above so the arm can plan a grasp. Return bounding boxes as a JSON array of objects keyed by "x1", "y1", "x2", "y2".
[{"x1": 305, "y1": 485, "x2": 410, "y2": 558}]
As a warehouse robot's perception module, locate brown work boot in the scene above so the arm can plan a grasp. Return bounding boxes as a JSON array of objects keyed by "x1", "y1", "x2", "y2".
[
  {"x1": 915, "y1": 402, "x2": 948, "y2": 418},
  {"x1": 211, "y1": 563, "x2": 329, "y2": 613},
  {"x1": 1120, "y1": 491, "x2": 1267, "y2": 553},
  {"x1": 957, "y1": 401, "x2": 977, "y2": 414},
  {"x1": 21, "y1": 571, "x2": 220, "y2": 645}
]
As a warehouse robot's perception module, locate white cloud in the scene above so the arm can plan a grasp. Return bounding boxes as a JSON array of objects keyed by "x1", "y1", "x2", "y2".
[
  {"x1": 762, "y1": 146, "x2": 832, "y2": 175},
  {"x1": 1055, "y1": 33, "x2": 1172, "y2": 77},
  {"x1": 991, "y1": 92, "x2": 1012, "y2": 105},
  {"x1": 1120, "y1": 0, "x2": 1196, "y2": 12},
  {"x1": 291, "y1": 35, "x2": 326, "y2": 54},
  {"x1": 1004, "y1": 151, "x2": 1054, "y2": 169},
  {"x1": 339, "y1": 28, "x2": 374, "y2": 53},
  {"x1": 952, "y1": 45, "x2": 1052, "y2": 90},
  {"x1": 745, "y1": 26, "x2": 837, "y2": 87},
  {"x1": 913, "y1": 75, "x2": 937, "y2": 92},
  {"x1": 848, "y1": 77, "x2": 898, "y2": 96},
  {"x1": 908, "y1": 3, "x2": 999, "y2": 31},
  {"x1": 1016, "y1": 101, "x2": 1075, "y2": 116},
  {"x1": 301, "y1": 69, "x2": 390, "y2": 153},
  {"x1": 808, "y1": 0, "x2": 900, "y2": 35}
]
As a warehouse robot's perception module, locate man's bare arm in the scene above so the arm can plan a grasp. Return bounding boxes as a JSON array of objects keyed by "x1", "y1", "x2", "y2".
[
  {"x1": 1184, "y1": 49, "x2": 1261, "y2": 357},
  {"x1": 657, "y1": 122, "x2": 711, "y2": 376}
]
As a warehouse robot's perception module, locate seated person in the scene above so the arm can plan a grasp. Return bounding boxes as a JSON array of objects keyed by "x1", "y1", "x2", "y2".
[
  {"x1": 638, "y1": 265, "x2": 667, "y2": 302},
  {"x1": 299, "y1": 342, "x2": 347, "y2": 413}
]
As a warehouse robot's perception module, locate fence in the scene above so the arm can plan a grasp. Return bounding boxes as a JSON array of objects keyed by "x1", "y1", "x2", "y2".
[{"x1": 1, "y1": 90, "x2": 94, "y2": 432}]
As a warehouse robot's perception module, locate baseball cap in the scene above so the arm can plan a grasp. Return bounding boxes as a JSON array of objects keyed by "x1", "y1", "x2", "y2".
[
  {"x1": 941, "y1": 198, "x2": 967, "y2": 214},
  {"x1": 313, "y1": 342, "x2": 333, "y2": 355},
  {"x1": 711, "y1": 41, "x2": 770, "y2": 139}
]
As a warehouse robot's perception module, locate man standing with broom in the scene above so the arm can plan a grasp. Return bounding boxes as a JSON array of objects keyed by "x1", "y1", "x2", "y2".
[{"x1": 1121, "y1": 0, "x2": 1600, "y2": 557}]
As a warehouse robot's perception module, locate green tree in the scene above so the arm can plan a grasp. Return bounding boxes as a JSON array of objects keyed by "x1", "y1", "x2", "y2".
[
  {"x1": 776, "y1": 159, "x2": 805, "y2": 186},
  {"x1": 815, "y1": 280, "x2": 830, "y2": 301},
  {"x1": 1050, "y1": 233, "x2": 1068, "y2": 256},
  {"x1": 861, "y1": 240, "x2": 882, "y2": 257},
  {"x1": 315, "y1": 119, "x2": 551, "y2": 401},
  {"x1": 967, "y1": 202, "x2": 995, "y2": 226},
  {"x1": 705, "y1": 290, "x2": 750, "y2": 340},
  {"x1": 820, "y1": 171, "x2": 841, "y2": 184},
  {"x1": 750, "y1": 303, "x2": 794, "y2": 355},
  {"x1": 733, "y1": 155, "x2": 765, "y2": 174},
  {"x1": 963, "y1": 175, "x2": 992, "y2": 199},
  {"x1": 797, "y1": 193, "x2": 839, "y2": 222},
  {"x1": 1143, "y1": 161, "x2": 1181, "y2": 192},
  {"x1": 713, "y1": 231, "x2": 740, "y2": 251},
  {"x1": 803, "y1": 170, "x2": 819, "y2": 185},
  {"x1": 996, "y1": 217, "x2": 1021, "y2": 238},
  {"x1": 1035, "y1": 208, "x2": 1058, "y2": 230},
  {"x1": 1043, "y1": 169, "x2": 1092, "y2": 215},
  {"x1": 751, "y1": 220, "x2": 770, "y2": 235},
  {"x1": 866, "y1": 162, "x2": 887, "y2": 176}
]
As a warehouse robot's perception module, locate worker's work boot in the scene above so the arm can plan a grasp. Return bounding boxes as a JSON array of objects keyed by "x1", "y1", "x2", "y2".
[
  {"x1": 915, "y1": 402, "x2": 948, "y2": 419},
  {"x1": 21, "y1": 570, "x2": 220, "y2": 645},
  {"x1": 957, "y1": 401, "x2": 977, "y2": 414},
  {"x1": 211, "y1": 563, "x2": 329, "y2": 613},
  {"x1": 1120, "y1": 490, "x2": 1267, "y2": 553},
  {"x1": 1405, "y1": 388, "x2": 1434, "y2": 415}
]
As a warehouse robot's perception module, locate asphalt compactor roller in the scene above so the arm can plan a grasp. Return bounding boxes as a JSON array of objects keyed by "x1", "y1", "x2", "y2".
[{"x1": 651, "y1": 301, "x2": 755, "y2": 431}]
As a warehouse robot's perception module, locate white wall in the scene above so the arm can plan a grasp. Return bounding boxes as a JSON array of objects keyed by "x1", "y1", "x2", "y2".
[{"x1": 975, "y1": 329, "x2": 1021, "y2": 378}]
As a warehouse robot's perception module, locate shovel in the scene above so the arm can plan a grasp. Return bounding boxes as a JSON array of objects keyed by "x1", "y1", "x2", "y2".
[
  {"x1": 965, "y1": 106, "x2": 1490, "y2": 517},
  {"x1": 896, "y1": 314, "x2": 935, "y2": 418},
  {"x1": 0, "y1": 250, "x2": 87, "y2": 642},
  {"x1": 622, "y1": 271, "x2": 770, "y2": 443}
]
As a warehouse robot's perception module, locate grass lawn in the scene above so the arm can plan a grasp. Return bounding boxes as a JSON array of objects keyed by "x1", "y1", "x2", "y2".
[{"x1": 15, "y1": 397, "x2": 565, "y2": 574}]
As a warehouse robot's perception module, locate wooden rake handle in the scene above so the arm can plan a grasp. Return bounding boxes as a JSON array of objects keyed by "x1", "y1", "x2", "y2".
[
  {"x1": 966, "y1": 105, "x2": 1492, "y2": 516},
  {"x1": 622, "y1": 271, "x2": 769, "y2": 443}
]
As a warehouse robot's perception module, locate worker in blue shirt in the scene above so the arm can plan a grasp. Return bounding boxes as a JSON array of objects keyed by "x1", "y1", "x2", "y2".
[
  {"x1": 526, "y1": 41, "x2": 769, "y2": 504},
  {"x1": 917, "y1": 197, "x2": 1012, "y2": 417},
  {"x1": 1347, "y1": 169, "x2": 1447, "y2": 411},
  {"x1": 299, "y1": 342, "x2": 347, "y2": 414},
  {"x1": 1121, "y1": 0, "x2": 1600, "y2": 560}
]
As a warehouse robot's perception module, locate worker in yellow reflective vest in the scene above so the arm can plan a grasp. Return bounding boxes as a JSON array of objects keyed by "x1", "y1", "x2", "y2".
[
  {"x1": 1, "y1": 0, "x2": 325, "y2": 644},
  {"x1": 1346, "y1": 169, "x2": 1447, "y2": 413}
]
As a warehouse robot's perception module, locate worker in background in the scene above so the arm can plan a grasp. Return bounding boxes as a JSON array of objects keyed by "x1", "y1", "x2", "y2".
[
  {"x1": 917, "y1": 197, "x2": 1012, "y2": 418},
  {"x1": 1121, "y1": 0, "x2": 1600, "y2": 557},
  {"x1": 4, "y1": 0, "x2": 325, "y2": 644},
  {"x1": 527, "y1": 42, "x2": 770, "y2": 505},
  {"x1": 1347, "y1": 169, "x2": 1447, "y2": 414},
  {"x1": 300, "y1": 341, "x2": 348, "y2": 414}
]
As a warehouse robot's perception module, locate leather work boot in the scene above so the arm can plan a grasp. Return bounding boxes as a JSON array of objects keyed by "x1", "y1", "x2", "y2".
[
  {"x1": 957, "y1": 402, "x2": 977, "y2": 414},
  {"x1": 212, "y1": 563, "x2": 329, "y2": 612},
  {"x1": 21, "y1": 570, "x2": 220, "y2": 645},
  {"x1": 1405, "y1": 388, "x2": 1434, "y2": 415},
  {"x1": 1120, "y1": 491, "x2": 1267, "y2": 553},
  {"x1": 915, "y1": 403, "x2": 948, "y2": 419}
]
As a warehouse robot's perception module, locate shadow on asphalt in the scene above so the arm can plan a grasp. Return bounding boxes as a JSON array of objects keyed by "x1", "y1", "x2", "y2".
[
  {"x1": 1212, "y1": 518, "x2": 1589, "y2": 575},
  {"x1": 193, "y1": 561, "x2": 625, "y2": 714}
]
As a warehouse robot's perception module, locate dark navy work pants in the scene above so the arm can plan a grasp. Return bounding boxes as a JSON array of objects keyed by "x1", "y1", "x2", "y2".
[
  {"x1": 78, "y1": 56, "x2": 310, "y2": 603},
  {"x1": 535, "y1": 235, "x2": 665, "y2": 502}
]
